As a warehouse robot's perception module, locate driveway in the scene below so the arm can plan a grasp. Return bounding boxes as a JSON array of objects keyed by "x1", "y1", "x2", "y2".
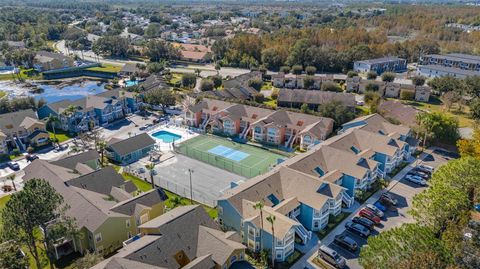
[{"x1": 292, "y1": 149, "x2": 448, "y2": 269}]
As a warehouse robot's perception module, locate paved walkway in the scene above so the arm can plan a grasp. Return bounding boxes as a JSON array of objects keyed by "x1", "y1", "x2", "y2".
[{"x1": 291, "y1": 152, "x2": 430, "y2": 269}]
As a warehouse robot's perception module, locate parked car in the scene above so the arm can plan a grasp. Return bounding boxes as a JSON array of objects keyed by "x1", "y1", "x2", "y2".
[
  {"x1": 334, "y1": 234, "x2": 358, "y2": 252},
  {"x1": 417, "y1": 164, "x2": 434, "y2": 173},
  {"x1": 373, "y1": 201, "x2": 387, "y2": 212},
  {"x1": 380, "y1": 193, "x2": 398, "y2": 206},
  {"x1": 345, "y1": 221, "x2": 370, "y2": 238},
  {"x1": 26, "y1": 154, "x2": 39, "y2": 162},
  {"x1": 365, "y1": 203, "x2": 384, "y2": 218},
  {"x1": 404, "y1": 175, "x2": 428, "y2": 186},
  {"x1": 359, "y1": 208, "x2": 381, "y2": 225},
  {"x1": 352, "y1": 216, "x2": 375, "y2": 231},
  {"x1": 7, "y1": 162, "x2": 20, "y2": 171},
  {"x1": 410, "y1": 170, "x2": 430, "y2": 179},
  {"x1": 318, "y1": 245, "x2": 346, "y2": 268},
  {"x1": 137, "y1": 167, "x2": 146, "y2": 173}
]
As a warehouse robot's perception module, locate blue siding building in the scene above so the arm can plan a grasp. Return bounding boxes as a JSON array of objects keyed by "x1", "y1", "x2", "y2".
[{"x1": 354, "y1": 56, "x2": 407, "y2": 74}]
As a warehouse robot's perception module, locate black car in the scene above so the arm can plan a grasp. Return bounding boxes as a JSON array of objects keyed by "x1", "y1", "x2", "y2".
[
  {"x1": 414, "y1": 166, "x2": 432, "y2": 175},
  {"x1": 334, "y1": 234, "x2": 358, "y2": 252},
  {"x1": 26, "y1": 155, "x2": 39, "y2": 162},
  {"x1": 345, "y1": 221, "x2": 370, "y2": 238},
  {"x1": 7, "y1": 162, "x2": 20, "y2": 171},
  {"x1": 379, "y1": 193, "x2": 398, "y2": 206},
  {"x1": 352, "y1": 216, "x2": 375, "y2": 231}
]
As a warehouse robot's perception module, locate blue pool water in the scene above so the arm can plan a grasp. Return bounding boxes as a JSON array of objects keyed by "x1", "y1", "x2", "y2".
[
  {"x1": 208, "y1": 145, "x2": 250, "y2": 162},
  {"x1": 151, "y1": 130, "x2": 182, "y2": 143},
  {"x1": 125, "y1": 80, "x2": 139, "y2": 87},
  {"x1": 30, "y1": 81, "x2": 106, "y2": 103}
]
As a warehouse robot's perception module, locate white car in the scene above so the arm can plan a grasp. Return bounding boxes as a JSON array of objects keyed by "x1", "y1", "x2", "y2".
[
  {"x1": 418, "y1": 164, "x2": 434, "y2": 173},
  {"x1": 404, "y1": 175, "x2": 427, "y2": 186},
  {"x1": 365, "y1": 203, "x2": 384, "y2": 218}
]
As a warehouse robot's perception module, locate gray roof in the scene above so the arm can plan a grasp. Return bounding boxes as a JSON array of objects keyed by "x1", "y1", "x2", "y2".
[
  {"x1": 110, "y1": 188, "x2": 168, "y2": 215},
  {"x1": 0, "y1": 109, "x2": 42, "y2": 135},
  {"x1": 51, "y1": 150, "x2": 99, "y2": 170},
  {"x1": 107, "y1": 133, "x2": 155, "y2": 156},
  {"x1": 93, "y1": 257, "x2": 166, "y2": 269},
  {"x1": 356, "y1": 56, "x2": 405, "y2": 65},
  {"x1": 418, "y1": 64, "x2": 480, "y2": 77},
  {"x1": 277, "y1": 89, "x2": 356, "y2": 107},
  {"x1": 120, "y1": 63, "x2": 143, "y2": 73},
  {"x1": 67, "y1": 166, "x2": 134, "y2": 196},
  {"x1": 140, "y1": 74, "x2": 169, "y2": 92},
  {"x1": 45, "y1": 92, "x2": 124, "y2": 115},
  {"x1": 36, "y1": 51, "x2": 71, "y2": 62}
]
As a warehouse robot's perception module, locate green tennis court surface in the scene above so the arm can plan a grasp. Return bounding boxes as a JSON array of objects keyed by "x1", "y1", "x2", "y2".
[{"x1": 176, "y1": 135, "x2": 288, "y2": 178}]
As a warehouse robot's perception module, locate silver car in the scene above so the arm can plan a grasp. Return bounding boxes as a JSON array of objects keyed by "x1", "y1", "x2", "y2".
[
  {"x1": 318, "y1": 245, "x2": 346, "y2": 269},
  {"x1": 365, "y1": 203, "x2": 384, "y2": 218}
]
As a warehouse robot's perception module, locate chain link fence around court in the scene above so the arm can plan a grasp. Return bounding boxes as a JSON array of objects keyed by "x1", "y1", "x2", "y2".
[
  {"x1": 124, "y1": 166, "x2": 217, "y2": 207},
  {"x1": 174, "y1": 144, "x2": 265, "y2": 178}
]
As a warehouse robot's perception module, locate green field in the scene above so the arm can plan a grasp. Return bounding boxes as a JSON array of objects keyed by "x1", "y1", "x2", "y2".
[{"x1": 176, "y1": 135, "x2": 287, "y2": 178}]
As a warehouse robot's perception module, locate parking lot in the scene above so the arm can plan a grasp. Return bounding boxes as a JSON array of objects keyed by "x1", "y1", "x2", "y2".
[{"x1": 298, "y1": 148, "x2": 449, "y2": 269}]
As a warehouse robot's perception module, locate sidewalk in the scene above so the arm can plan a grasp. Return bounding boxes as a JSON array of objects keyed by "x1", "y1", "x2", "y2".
[{"x1": 291, "y1": 152, "x2": 429, "y2": 269}]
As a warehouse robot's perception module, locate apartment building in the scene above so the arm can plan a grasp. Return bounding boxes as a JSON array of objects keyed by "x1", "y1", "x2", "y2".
[
  {"x1": 23, "y1": 151, "x2": 168, "y2": 258},
  {"x1": 34, "y1": 51, "x2": 74, "y2": 72},
  {"x1": 277, "y1": 89, "x2": 356, "y2": 110},
  {"x1": 418, "y1": 53, "x2": 480, "y2": 78},
  {"x1": 184, "y1": 99, "x2": 334, "y2": 150},
  {"x1": 38, "y1": 89, "x2": 140, "y2": 133},
  {"x1": 92, "y1": 205, "x2": 248, "y2": 269},
  {"x1": 353, "y1": 56, "x2": 407, "y2": 74}
]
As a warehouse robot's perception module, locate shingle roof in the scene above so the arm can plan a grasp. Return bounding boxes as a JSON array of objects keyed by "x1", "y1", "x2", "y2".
[
  {"x1": 356, "y1": 56, "x2": 405, "y2": 64},
  {"x1": 0, "y1": 109, "x2": 42, "y2": 135},
  {"x1": 278, "y1": 89, "x2": 356, "y2": 107},
  {"x1": 110, "y1": 188, "x2": 168, "y2": 215},
  {"x1": 107, "y1": 133, "x2": 155, "y2": 157},
  {"x1": 66, "y1": 166, "x2": 133, "y2": 196},
  {"x1": 51, "y1": 150, "x2": 99, "y2": 170},
  {"x1": 378, "y1": 100, "x2": 419, "y2": 127}
]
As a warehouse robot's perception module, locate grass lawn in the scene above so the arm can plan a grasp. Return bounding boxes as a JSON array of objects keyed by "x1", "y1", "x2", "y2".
[
  {"x1": 86, "y1": 63, "x2": 122, "y2": 73},
  {"x1": 0, "y1": 195, "x2": 10, "y2": 227},
  {"x1": 401, "y1": 96, "x2": 474, "y2": 128},
  {"x1": 0, "y1": 69, "x2": 42, "y2": 81},
  {"x1": 263, "y1": 97, "x2": 277, "y2": 109},
  {"x1": 0, "y1": 90, "x2": 6, "y2": 98},
  {"x1": 316, "y1": 212, "x2": 350, "y2": 240},
  {"x1": 177, "y1": 134, "x2": 287, "y2": 178},
  {"x1": 167, "y1": 73, "x2": 182, "y2": 86},
  {"x1": 261, "y1": 81, "x2": 273, "y2": 91},
  {"x1": 122, "y1": 172, "x2": 218, "y2": 219},
  {"x1": 49, "y1": 131, "x2": 73, "y2": 143}
]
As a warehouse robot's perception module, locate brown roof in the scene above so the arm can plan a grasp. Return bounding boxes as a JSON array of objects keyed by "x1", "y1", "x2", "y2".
[
  {"x1": 278, "y1": 89, "x2": 356, "y2": 107},
  {"x1": 378, "y1": 100, "x2": 419, "y2": 127}
]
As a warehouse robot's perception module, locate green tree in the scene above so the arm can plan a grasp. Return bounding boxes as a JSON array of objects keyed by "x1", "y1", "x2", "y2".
[
  {"x1": 321, "y1": 81, "x2": 341, "y2": 92},
  {"x1": 92, "y1": 36, "x2": 129, "y2": 57},
  {"x1": 169, "y1": 196, "x2": 184, "y2": 208},
  {"x1": 305, "y1": 66, "x2": 317, "y2": 75},
  {"x1": 359, "y1": 223, "x2": 451, "y2": 269},
  {"x1": 318, "y1": 101, "x2": 356, "y2": 127},
  {"x1": 199, "y1": 79, "x2": 214, "y2": 92},
  {"x1": 76, "y1": 251, "x2": 104, "y2": 269},
  {"x1": 300, "y1": 103, "x2": 310, "y2": 113},
  {"x1": 469, "y1": 98, "x2": 480, "y2": 120},
  {"x1": 266, "y1": 215, "x2": 276, "y2": 268},
  {"x1": 96, "y1": 140, "x2": 107, "y2": 167},
  {"x1": 464, "y1": 75, "x2": 480, "y2": 98},
  {"x1": 365, "y1": 83, "x2": 379, "y2": 92},
  {"x1": 381, "y1": 72, "x2": 396, "y2": 82},
  {"x1": 145, "y1": 40, "x2": 180, "y2": 62},
  {"x1": 0, "y1": 241, "x2": 29, "y2": 269},
  {"x1": 457, "y1": 128, "x2": 480, "y2": 158},
  {"x1": 364, "y1": 91, "x2": 381, "y2": 113},
  {"x1": 261, "y1": 48, "x2": 284, "y2": 70},
  {"x1": 248, "y1": 78, "x2": 263, "y2": 91},
  {"x1": 347, "y1": 71, "x2": 358, "y2": 78},
  {"x1": 181, "y1": 73, "x2": 197, "y2": 88},
  {"x1": 286, "y1": 39, "x2": 310, "y2": 66},
  {"x1": 412, "y1": 75, "x2": 426, "y2": 86},
  {"x1": 145, "y1": 89, "x2": 176, "y2": 113},
  {"x1": 279, "y1": 66, "x2": 290, "y2": 74},
  {"x1": 304, "y1": 76, "x2": 314, "y2": 89},
  {"x1": 366, "y1": 71, "x2": 377, "y2": 80},
  {"x1": 147, "y1": 61, "x2": 166, "y2": 74},
  {"x1": 46, "y1": 114, "x2": 59, "y2": 145},
  {"x1": 427, "y1": 76, "x2": 463, "y2": 94},
  {"x1": 145, "y1": 162, "x2": 156, "y2": 189},
  {"x1": 1, "y1": 179, "x2": 75, "y2": 269},
  {"x1": 254, "y1": 93, "x2": 265, "y2": 103},
  {"x1": 253, "y1": 202, "x2": 264, "y2": 252},
  {"x1": 209, "y1": 75, "x2": 223, "y2": 89},
  {"x1": 416, "y1": 112, "x2": 460, "y2": 146},
  {"x1": 291, "y1": 65, "x2": 303, "y2": 76}
]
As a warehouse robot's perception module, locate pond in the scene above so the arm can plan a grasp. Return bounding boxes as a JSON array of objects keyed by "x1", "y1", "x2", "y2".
[{"x1": 0, "y1": 80, "x2": 107, "y2": 103}]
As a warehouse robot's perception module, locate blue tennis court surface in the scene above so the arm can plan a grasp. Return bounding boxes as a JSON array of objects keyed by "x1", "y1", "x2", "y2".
[{"x1": 208, "y1": 145, "x2": 250, "y2": 162}]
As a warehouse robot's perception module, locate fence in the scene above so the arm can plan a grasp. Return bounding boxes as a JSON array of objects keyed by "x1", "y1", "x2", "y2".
[
  {"x1": 175, "y1": 144, "x2": 264, "y2": 178},
  {"x1": 42, "y1": 63, "x2": 118, "y2": 80},
  {"x1": 124, "y1": 167, "x2": 217, "y2": 207}
]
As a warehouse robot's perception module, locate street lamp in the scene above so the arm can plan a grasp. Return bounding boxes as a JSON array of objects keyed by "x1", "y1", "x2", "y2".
[{"x1": 188, "y1": 168, "x2": 194, "y2": 204}]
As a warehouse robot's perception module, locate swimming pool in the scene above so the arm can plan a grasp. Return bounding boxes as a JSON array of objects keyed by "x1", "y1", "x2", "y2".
[
  {"x1": 125, "y1": 80, "x2": 141, "y2": 87},
  {"x1": 151, "y1": 130, "x2": 182, "y2": 143}
]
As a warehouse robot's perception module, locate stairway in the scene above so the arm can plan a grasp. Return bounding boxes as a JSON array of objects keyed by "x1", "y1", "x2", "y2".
[
  {"x1": 200, "y1": 115, "x2": 210, "y2": 129},
  {"x1": 240, "y1": 125, "x2": 250, "y2": 139},
  {"x1": 290, "y1": 215, "x2": 312, "y2": 244},
  {"x1": 14, "y1": 136, "x2": 25, "y2": 152},
  {"x1": 342, "y1": 192, "x2": 354, "y2": 208}
]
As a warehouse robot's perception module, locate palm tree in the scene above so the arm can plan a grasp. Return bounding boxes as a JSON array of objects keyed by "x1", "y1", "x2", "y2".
[
  {"x1": 7, "y1": 174, "x2": 16, "y2": 191},
  {"x1": 96, "y1": 141, "x2": 107, "y2": 167},
  {"x1": 145, "y1": 162, "x2": 156, "y2": 189},
  {"x1": 266, "y1": 215, "x2": 276, "y2": 268},
  {"x1": 253, "y1": 202, "x2": 264, "y2": 253},
  {"x1": 46, "y1": 114, "x2": 59, "y2": 145},
  {"x1": 416, "y1": 113, "x2": 435, "y2": 150},
  {"x1": 169, "y1": 196, "x2": 183, "y2": 208}
]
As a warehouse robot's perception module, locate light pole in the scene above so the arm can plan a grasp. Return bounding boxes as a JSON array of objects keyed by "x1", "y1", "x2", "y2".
[{"x1": 188, "y1": 168, "x2": 194, "y2": 204}]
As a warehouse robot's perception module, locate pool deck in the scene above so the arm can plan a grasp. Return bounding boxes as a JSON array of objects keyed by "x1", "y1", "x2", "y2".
[{"x1": 148, "y1": 125, "x2": 198, "y2": 152}]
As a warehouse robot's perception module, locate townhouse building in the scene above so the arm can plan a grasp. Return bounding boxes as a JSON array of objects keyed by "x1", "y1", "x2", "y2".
[
  {"x1": 0, "y1": 109, "x2": 50, "y2": 153},
  {"x1": 34, "y1": 51, "x2": 74, "y2": 72},
  {"x1": 353, "y1": 56, "x2": 407, "y2": 74},
  {"x1": 38, "y1": 89, "x2": 140, "y2": 133},
  {"x1": 277, "y1": 89, "x2": 356, "y2": 111},
  {"x1": 184, "y1": 99, "x2": 334, "y2": 150},
  {"x1": 418, "y1": 53, "x2": 480, "y2": 79},
  {"x1": 218, "y1": 113, "x2": 417, "y2": 262},
  {"x1": 23, "y1": 151, "x2": 168, "y2": 258},
  {"x1": 106, "y1": 133, "x2": 156, "y2": 164},
  {"x1": 92, "y1": 205, "x2": 248, "y2": 269},
  {"x1": 271, "y1": 73, "x2": 336, "y2": 90},
  {"x1": 218, "y1": 166, "x2": 345, "y2": 262}
]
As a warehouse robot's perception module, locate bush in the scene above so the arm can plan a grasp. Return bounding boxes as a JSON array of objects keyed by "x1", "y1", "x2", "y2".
[
  {"x1": 292, "y1": 65, "x2": 303, "y2": 75},
  {"x1": 0, "y1": 154, "x2": 9, "y2": 162},
  {"x1": 280, "y1": 66, "x2": 290, "y2": 74},
  {"x1": 209, "y1": 75, "x2": 223, "y2": 89},
  {"x1": 199, "y1": 79, "x2": 214, "y2": 92},
  {"x1": 304, "y1": 76, "x2": 315, "y2": 89},
  {"x1": 305, "y1": 66, "x2": 317, "y2": 75},
  {"x1": 253, "y1": 93, "x2": 265, "y2": 103},
  {"x1": 11, "y1": 148, "x2": 21, "y2": 156},
  {"x1": 411, "y1": 75, "x2": 426, "y2": 86},
  {"x1": 365, "y1": 83, "x2": 379, "y2": 92},
  {"x1": 248, "y1": 78, "x2": 264, "y2": 91},
  {"x1": 27, "y1": 147, "x2": 34, "y2": 154},
  {"x1": 181, "y1": 73, "x2": 197, "y2": 88},
  {"x1": 347, "y1": 71, "x2": 358, "y2": 78},
  {"x1": 367, "y1": 71, "x2": 378, "y2": 80},
  {"x1": 321, "y1": 81, "x2": 341, "y2": 92},
  {"x1": 400, "y1": 89, "x2": 415, "y2": 100},
  {"x1": 381, "y1": 72, "x2": 396, "y2": 82},
  {"x1": 270, "y1": 89, "x2": 279, "y2": 100}
]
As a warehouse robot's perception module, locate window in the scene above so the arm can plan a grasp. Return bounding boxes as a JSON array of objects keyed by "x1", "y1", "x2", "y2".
[
  {"x1": 217, "y1": 206, "x2": 223, "y2": 215},
  {"x1": 254, "y1": 126, "x2": 262, "y2": 133},
  {"x1": 126, "y1": 219, "x2": 130, "y2": 228},
  {"x1": 314, "y1": 221, "x2": 319, "y2": 228},
  {"x1": 350, "y1": 145, "x2": 360, "y2": 154},
  {"x1": 95, "y1": 233, "x2": 102, "y2": 243}
]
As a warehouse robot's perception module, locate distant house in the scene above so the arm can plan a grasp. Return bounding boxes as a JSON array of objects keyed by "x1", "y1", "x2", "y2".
[
  {"x1": 418, "y1": 53, "x2": 480, "y2": 78},
  {"x1": 277, "y1": 89, "x2": 356, "y2": 110},
  {"x1": 415, "y1": 86, "x2": 431, "y2": 102},
  {"x1": 0, "y1": 109, "x2": 49, "y2": 153},
  {"x1": 23, "y1": 157, "x2": 168, "y2": 258},
  {"x1": 184, "y1": 98, "x2": 334, "y2": 150},
  {"x1": 174, "y1": 43, "x2": 212, "y2": 63},
  {"x1": 378, "y1": 100, "x2": 419, "y2": 127},
  {"x1": 346, "y1": 76, "x2": 362, "y2": 92},
  {"x1": 353, "y1": 56, "x2": 407, "y2": 74},
  {"x1": 198, "y1": 71, "x2": 261, "y2": 101},
  {"x1": 33, "y1": 51, "x2": 74, "y2": 72},
  {"x1": 138, "y1": 74, "x2": 169, "y2": 92},
  {"x1": 92, "y1": 205, "x2": 248, "y2": 269},
  {"x1": 38, "y1": 89, "x2": 140, "y2": 133},
  {"x1": 119, "y1": 63, "x2": 144, "y2": 77},
  {"x1": 106, "y1": 133, "x2": 156, "y2": 164},
  {"x1": 272, "y1": 73, "x2": 341, "y2": 90}
]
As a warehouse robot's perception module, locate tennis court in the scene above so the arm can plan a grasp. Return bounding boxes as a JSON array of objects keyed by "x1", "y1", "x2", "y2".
[{"x1": 176, "y1": 135, "x2": 288, "y2": 178}]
